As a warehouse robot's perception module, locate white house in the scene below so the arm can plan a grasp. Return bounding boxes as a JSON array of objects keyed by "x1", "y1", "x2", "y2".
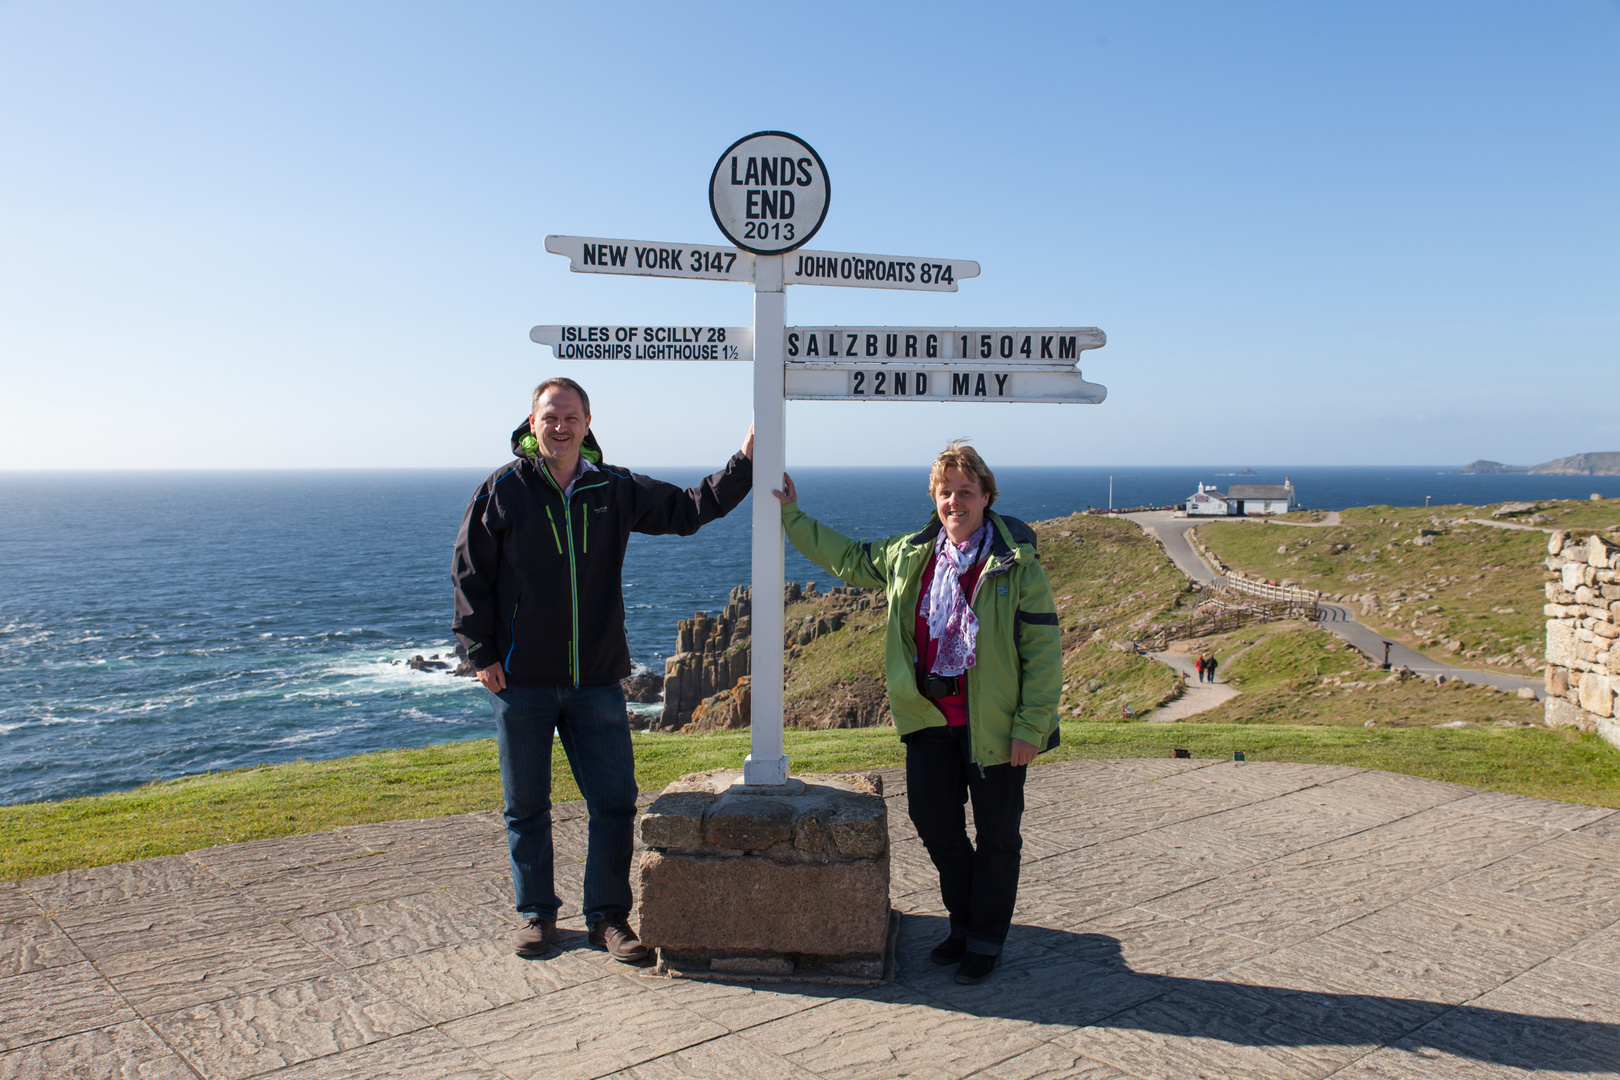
[
  {"x1": 1186, "y1": 479, "x2": 1297, "y2": 516},
  {"x1": 1229, "y1": 480, "x2": 1297, "y2": 515},
  {"x1": 1186, "y1": 483, "x2": 1234, "y2": 516}
]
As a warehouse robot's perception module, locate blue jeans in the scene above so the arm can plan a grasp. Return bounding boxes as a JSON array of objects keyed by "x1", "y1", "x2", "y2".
[{"x1": 488, "y1": 683, "x2": 636, "y2": 927}]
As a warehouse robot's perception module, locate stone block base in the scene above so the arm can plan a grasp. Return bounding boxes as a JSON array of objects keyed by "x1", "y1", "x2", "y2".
[
  {"x1": 636, "y1": 770, "x2": 892, "y2": 984},
  {"x1": 654, "y1": 909, "x2": 899, "y2": 985},
  {"x1": 1546, "y1": 696, "x2": 1620, "y2": 752}
]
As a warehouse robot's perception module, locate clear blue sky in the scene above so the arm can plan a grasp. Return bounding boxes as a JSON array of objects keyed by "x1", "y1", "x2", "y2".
[{"x1": 2, "y1": 1, "x2": 1615, "y2": 469}]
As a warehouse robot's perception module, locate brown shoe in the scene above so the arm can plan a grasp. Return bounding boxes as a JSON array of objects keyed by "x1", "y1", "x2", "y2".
[
  {"x1": 588, "y1": 913, "x2": 650, "y2": 963},
  {"x1": 513, "y1": 917, "x2": 556, "y2": 958}
]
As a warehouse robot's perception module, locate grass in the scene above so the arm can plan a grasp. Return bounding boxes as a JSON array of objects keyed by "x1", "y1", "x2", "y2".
[
  {"x1": 7, "y1": 716, "x2": 1618, "y2": 882},
  {"x1": 1192, "y1": 501, "x2": 1608, "y2": 674},
  {"x1": 1217, "y1": 624, "x2": 1356, "y2": 692},
  {"x1": 1057, "y1": 640, "x2": 1182, "y2": 720}
]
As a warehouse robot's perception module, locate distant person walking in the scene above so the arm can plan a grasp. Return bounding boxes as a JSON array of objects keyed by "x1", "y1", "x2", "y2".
[
  {"x1": 1195, "y1": 655, "x2": 1207, "y2": 683},
  {"x1": 771, "y1": 441, "x2": 1061, "y2": 986},
  {"x1": 453, "y1": 378, "x2": 753, "y2": 963},
  {"x1": 1205, "y1": 653, "x2": 1219, "y2": 683}
]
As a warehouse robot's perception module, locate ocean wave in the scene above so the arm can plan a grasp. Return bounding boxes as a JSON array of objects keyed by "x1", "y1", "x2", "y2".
[{"x1": 271, "y1": 726, "x2": 346, "y2": 746}]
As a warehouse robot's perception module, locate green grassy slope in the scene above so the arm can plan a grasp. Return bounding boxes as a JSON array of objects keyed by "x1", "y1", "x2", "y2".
[{"x1": 1192, "y1": 501, "x2": 1620, "y2": 674}]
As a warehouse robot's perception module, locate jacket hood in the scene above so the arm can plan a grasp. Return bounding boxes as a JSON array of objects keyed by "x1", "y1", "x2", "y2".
[{"x1": 510, "y1": 419, "x2": 604, "y2": 465}]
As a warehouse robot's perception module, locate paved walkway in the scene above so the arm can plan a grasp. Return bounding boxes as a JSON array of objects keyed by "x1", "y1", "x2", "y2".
[
  {"x1": 1127, "y1": 512, "x2": 1545, "y2": 698},
  {"x1": 1147, "y1": 651, "x2": 1240, "y2": 722},
  {"x1": 4, "y1": 760, "x2": 1619, "y2": 1079}
]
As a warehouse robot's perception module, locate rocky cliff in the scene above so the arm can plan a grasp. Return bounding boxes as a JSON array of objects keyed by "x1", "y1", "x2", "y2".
[
  {"x1": 660, "y1": 582, "x2": 886, "y2": 732},
  {"x1": 658, "y1": 585, "x2": 753, "y2": 731}
]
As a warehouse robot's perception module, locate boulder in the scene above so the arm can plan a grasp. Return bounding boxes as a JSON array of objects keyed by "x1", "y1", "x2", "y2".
[{"x1": 621, "y1": 672, "x2": 665, "y2": 703}]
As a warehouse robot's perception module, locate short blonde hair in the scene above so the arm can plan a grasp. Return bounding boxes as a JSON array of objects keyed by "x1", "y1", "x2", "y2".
[{"x1": 928, "y1": 440, "x2": 998, "y2": 508}]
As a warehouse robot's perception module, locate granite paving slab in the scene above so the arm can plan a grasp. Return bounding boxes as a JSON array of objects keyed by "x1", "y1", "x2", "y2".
[
  {"x1": 0, "y1": 1019, "x2": 197, "y2": 1080},
  {"x1": 4, "y1": 759, "x2": 1618, "y2": 1079},
  {"x1": 146, "y1": 969, "x2": 427, "y2": 1080},
  {"x1": 188, "y1": 832, "x2": 375, "y2": 881},
  {"x1": 601, "y1": 1031, "x2": 820, "y2": 1080},
  {"x1": 0, "y1": 885, "x2": 41, "y2": 923},
  {"x1": 353, "y1": 937, "x2": 609, "y2": 1024},
  {"x1": 98, "y1": 922, "x2": 340, "y2": 1013},
  {"x1": 439, "y1": 976, "x2": 729, "y2": 1080},
  {"x1": 0, "y1": 914, "x2": 84, "y2": 978}
]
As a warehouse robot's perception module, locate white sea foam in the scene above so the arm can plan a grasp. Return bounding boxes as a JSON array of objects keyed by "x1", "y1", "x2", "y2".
[{"x1": 273, "y1": 726, "x2": 345, "y2": 746}]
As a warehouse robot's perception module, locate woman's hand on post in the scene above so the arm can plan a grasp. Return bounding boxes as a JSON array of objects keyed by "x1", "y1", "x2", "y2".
[
  {"x1": 1009, "y1": 738, "x2": 1038, "y2": 767},
  {"x1": 771, "y1": 473, "x2": 797, "y2": 505},
  {"x1": 742, "y1": 423, "x2": 754, "y2": 460}
]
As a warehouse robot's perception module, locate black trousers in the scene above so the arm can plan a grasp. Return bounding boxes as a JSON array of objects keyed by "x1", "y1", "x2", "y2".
[{"x1": 904, "y1": 725, "x2": 1027, "y2": 956}]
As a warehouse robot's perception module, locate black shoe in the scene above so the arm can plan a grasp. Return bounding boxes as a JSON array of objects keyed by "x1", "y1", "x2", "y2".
[
  {"x1": 954, "y1": 951, "x2": 999, "y2": 984},
  {"x1": 930, "y1": 936, "x2": 968, "y2": 966}
]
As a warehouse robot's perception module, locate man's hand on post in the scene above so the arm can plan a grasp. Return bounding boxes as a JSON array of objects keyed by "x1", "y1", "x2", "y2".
[
  {"x1": 770, "y1": 473, "x2": 796, "y2": 505},
  {"x1": 477, "y1": 662, "x2": 507, "y2": 693},
  {"x1": 1009, "y1": 738, "x2": 1038, "y2": 767},
  {"x1": 742, "y1": 423, "x2": 754, "y2": 461}
]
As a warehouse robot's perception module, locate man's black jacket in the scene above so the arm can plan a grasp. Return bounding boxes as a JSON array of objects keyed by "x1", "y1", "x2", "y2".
[{"x1": 452, "y1": 423, "x2": 753, "y2": 687}]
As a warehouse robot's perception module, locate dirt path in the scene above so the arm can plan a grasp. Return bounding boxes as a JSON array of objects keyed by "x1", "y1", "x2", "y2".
[{"x1": 1147, "y1": 650, "x2": 1240, "y2": 721}]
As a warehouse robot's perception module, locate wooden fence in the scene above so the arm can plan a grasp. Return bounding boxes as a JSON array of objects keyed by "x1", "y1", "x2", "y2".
[{"x1": 1135, "y1": 582, "x2": 1322, "y2": 652}]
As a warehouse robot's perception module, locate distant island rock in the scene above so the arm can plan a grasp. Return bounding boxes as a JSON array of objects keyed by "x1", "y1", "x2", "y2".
[
  {"x1": 1214, "y1": 467, "x2": 1257, "y2": 476},
  {"x1": 1454, "y1": 452, "x2": 1620, "y2": 476},
  {"x1": 1454, "y1": 460, "x2": 1529, "y2": 474}
]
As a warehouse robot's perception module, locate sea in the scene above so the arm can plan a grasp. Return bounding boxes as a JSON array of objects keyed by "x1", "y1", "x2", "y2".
[{"x1": 3, "y1": 465, "x2": 1618, "y2": 807}]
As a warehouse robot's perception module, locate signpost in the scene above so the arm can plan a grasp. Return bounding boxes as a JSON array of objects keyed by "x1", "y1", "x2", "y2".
[
  {"x1": 786, "y1": 251, "x2": 980, "y2": 292},
  {"x1": 783, "y1": 325, "x2": 1106, "y2": 403},
  {"x1": 530, "y1": 325, "x2": 754, "y2": 362},
  {"x1": 709, "y1": 131, "x2": 830, "y2": 256},
  {"x1": 536, "y1": 131, "x2": 1108, "y2": 788}
]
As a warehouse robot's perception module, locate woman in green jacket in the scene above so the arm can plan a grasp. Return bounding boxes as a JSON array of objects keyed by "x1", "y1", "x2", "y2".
[{"x1": 772, "y1": 441, "x2": 1062, "y2": 984}]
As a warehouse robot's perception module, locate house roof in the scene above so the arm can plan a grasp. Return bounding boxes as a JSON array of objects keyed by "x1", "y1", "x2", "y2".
[
  {"x1": 1187, "y1": 489, "x2": 1227, "y2": 500},
  {"x1": 1227, "y1": 485, "x2": 1294, "y2": 500}
]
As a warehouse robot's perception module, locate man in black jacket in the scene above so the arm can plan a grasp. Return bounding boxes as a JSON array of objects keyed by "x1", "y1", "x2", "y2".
[{"x1": 453, "y1": 377, "x2": 753, "y2": 962}]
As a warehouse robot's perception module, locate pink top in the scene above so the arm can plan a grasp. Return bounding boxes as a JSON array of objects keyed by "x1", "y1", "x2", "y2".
[{"x1": 914, "y1": 553, "x2": 986, "y2": 726}]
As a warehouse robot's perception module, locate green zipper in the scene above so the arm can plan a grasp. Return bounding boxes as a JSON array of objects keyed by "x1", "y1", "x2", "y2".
[
  {"x1": 561, "y1": 499, "x2": 580, "y2": 684},
  {"x1": 537, "y1": 462, "x2": 611, "y2": 687},
  {"x1": 544, "y1": 507, "x2": 563, "y2": 554}
]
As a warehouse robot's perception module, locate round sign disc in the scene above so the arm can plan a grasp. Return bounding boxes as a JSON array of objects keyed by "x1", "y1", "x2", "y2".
[{"x1": 709, "y1": 131, "x2": 829, "y2": 256}]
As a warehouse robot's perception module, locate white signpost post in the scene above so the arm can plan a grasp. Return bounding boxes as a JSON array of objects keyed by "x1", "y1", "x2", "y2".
[{"x1": 536, "y1": 131, "x2": 1108, "y2": 790}]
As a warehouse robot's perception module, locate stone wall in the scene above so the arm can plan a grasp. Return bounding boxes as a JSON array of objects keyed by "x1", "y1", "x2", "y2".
[{"x1": 1543, "y1": 530, "x2": 1620, "y2": 749}]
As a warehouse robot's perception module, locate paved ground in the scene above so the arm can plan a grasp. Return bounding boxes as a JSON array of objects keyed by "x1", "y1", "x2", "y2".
[
  {"x1": 5, "y1": 759, "x2": 1619, "y2": 1079},
  {"x1": 1126, "y1": 512, "x2": 1545, "y2": 698},
  {"x1": 1146, "y1": 652, "x2": 1240, "y2": 722}
]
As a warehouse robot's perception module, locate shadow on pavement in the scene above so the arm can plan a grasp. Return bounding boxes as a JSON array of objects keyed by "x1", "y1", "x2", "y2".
[{"x1": 866, "y1": 915, "x2": 1619, "y2": 1073}]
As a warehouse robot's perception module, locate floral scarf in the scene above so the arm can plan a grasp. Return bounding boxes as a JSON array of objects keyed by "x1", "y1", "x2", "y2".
[{"x1": 922, "y1": 523, "x2": 988, "y2": 676}]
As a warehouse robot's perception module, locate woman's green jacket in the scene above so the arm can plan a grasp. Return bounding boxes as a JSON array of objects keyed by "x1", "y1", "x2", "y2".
[{"x1": 780, "y1": 504, "x2": 1063, "y2": 768}]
